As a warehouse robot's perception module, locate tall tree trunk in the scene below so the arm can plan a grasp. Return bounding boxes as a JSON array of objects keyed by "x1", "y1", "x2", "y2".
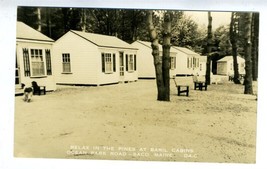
[
  {"x1": 147, "y1": 10, "x2": 168, "y2": 101},
  {"x1": 161, "y1": 11, "x2": 172, "y2": 101},
  {"x1": 45, "y1": 8, "x2": 52, "y2": 37},
  {"x1": 230, "y1": 12, "x2": 241, "y2": 84},
  {"x1": 80, "y1": 8, "x2": 87, "y2": 32},
  {"x1": 243, "y1": 13, "x2": 253, "y2": 94},
  {"x1": 130, "y1": 10, "x2": 136, "y2": 42},
  {"x1": 251, "y1": 12, "x2": 259, "y2": 81},
  {"x1": 62, "y1": 8, "x2": 70, "y2": 33},
  {"x1": 37, "y1": 8, "x2": 41, "y2": 32},
  {"x1": 205, "y1": 11, "x2": 212, "y2": 85}
]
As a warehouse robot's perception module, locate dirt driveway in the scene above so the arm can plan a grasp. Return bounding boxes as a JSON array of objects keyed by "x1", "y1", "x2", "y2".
[{"x1": 14, "y1": 80, "x2": 257, "y2": 163}]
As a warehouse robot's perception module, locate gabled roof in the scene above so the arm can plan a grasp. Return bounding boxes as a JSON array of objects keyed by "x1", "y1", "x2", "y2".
[
  {"x1": 16, "y1": 21, "x2": 54, "y2": 42},
  {"x1": 134, "y1": 40, "x2": 153, "y2": 49},
  {"x1": 217, "y1": 56, "x2": 245, "y2": 62},
  {"x1": 172, "y1": 46, "x2": 200, "y2": 56},
  {"x1": 133, "y1": 40, "x2": 177, "y2": 53},
  {"x1": 218, "y1": 56, "x2": 233, "y2": 62},
  {"x1": 70, "y1": 30, "x2": 137, "y2": 50}
]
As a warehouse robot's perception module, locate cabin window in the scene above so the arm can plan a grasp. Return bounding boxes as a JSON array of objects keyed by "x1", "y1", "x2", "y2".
[
  {"x1": 187, "y1": 58, "x2": 190, "y2": 68},
  {"x1": 62, "y1": 53, "x2": 71, "y2": 73},
  {"x1": 128, "y1": 54, "x2": 134, "y2": 71},
  {"x1": 193, "y1": 58, "x2": 199, "y2": 68},
  {"x1": 196, "y1": 58, "x2": 199, "y2": 68},
  {"x1": 30, "y1": 49, "x2": 45, "y2": 76},
  {"x1": 22, "y1": 48, "x2": 51, "y2": 77},
  {"x1": 126, "y1": 54, "x2": 136, "y2": 72},
  {"x1": 119, "y1": 52, "x2": 124, "y2": 76},
  {"x1": 187, "y1": 57, "x2": 193, "y2": 69},
  {"x1": 101, "y1": 53, "x2": 115, "y2": 73},
  {"x1": 170, "y1": 57, "x2": 176, "y2": 69}
]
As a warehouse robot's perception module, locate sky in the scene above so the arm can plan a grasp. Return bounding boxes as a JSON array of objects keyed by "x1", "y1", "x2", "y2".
[{"x1": 184, "y1": 11, "x2": 232, "y2": 30}]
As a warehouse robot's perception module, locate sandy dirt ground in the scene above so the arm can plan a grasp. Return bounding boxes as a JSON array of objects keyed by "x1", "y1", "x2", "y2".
[{"x1": 14, "y1": 79, "x2": 257, "y2": 163}]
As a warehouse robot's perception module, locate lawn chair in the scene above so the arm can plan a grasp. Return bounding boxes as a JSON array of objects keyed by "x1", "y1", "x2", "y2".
[
  {"x1": 192, "y1": 75, "x2": 207, "y2": 91},
  {"x1": 32, "y1": 81, "x2": 46, "y2": 95},
  {"x1": 172, "y1": 77, "x2": 189, "y2": 96}
]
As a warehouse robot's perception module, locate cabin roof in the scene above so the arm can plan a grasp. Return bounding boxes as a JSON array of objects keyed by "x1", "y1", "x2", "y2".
[
  {"x1": 16, "y1": 21, "x2": 54, "y2": 42},
  {"x1": 217, "y1": 56, "x2": 244, "y2": 62},
  {"x1": 135, "y1": 41, "x2": 203, "y2": 58},
  {"x1": 70, "y1": 30, "x2": 137, "y2": 50},
  {"x1": 135, "y1": 40, "x2": 153, "y2": 49},
  {"x1": 133, "y1": 40, "x2": 177, "y2": 53},
  {"x1": 172, "y1": 46, "x2": 200, "y2": 56}
]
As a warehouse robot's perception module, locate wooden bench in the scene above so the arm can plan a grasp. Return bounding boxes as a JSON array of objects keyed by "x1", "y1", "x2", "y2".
[
  {"x1": 194, "y1": 82, "x2": 207, "y2": 91},
  {"x1": 32, "y1": 81, "x2": 46, "y2": 95},
  {"x1": 193, "y1": 75, "x2": 207, "y2": 91},
  {"x1": 177, "y1": 85, "x2": 189, "y2": 96},
  {"x1": 172, "y1": 77, "x2": 190, "y2": 96}
]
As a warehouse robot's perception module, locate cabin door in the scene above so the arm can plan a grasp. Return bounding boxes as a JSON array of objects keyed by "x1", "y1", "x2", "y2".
[{"x1": 119, "y1": 52, "x2": 124, "y2": 81}]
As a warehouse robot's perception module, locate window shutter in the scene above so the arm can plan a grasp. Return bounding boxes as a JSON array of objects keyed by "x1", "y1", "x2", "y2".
[
  {"x1": 45, "y1": 49, "x2": 52, "y2": 75},
  {"x1": 101, "y1": 53, "x2": 105, "y2": 72},
  {"x1": 22, "y1": 48, "x2": 30, "y2": 76},
  {"x1": 134, "y1": 54, "x2": 137, "y2": 71},
  {"x1": 113, "y1": 53, "x2": 116, "y2": 72},
  {"x1": 126, "y1": 54, "x2": 128, "y2": 71}
]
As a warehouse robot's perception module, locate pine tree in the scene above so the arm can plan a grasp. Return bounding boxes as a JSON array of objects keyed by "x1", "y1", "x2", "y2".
[
  {"x1": 243, "y1": 12, "x2": 253, "y2": 94},
  {"x1": 205, "y1": 11, "x2": 212, "y2": 85},
  {"x1": 230, "y1": 12, "x2": 241, "y2": 84},
  {"x1": 251, "y1": 12, "x2": 259, "y2": 81},
  {"x1": 147, "y1": 10, "x2": 172, "y2": 101}
]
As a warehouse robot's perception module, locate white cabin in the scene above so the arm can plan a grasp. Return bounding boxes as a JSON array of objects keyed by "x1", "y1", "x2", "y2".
[
  {"x1": 172, "y1": 46, "x2": 201, "y2": 76},
  {"x1": 16, "y1": 21, "x2": 56, "y2": 91},
  {"x1": 217, "y1": 56, "x2": 245, "y2": 75},
  {"x1": 53, "y1": 30, "x2": 138, "y2": 85},
  {"x1": 131, "y1": 40, "x2": 177, "y2": 78}
]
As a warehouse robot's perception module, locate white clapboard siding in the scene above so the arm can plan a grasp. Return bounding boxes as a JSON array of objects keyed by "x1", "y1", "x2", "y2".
[
  {"x1": 53, "y1": 31, "x2": 99, "y2": 85},
  {"x1": 175, "y1": 51, "x2": 189, "y2": 75},
  {"x1": 54, "y1": 31, "x2": 138, "y2": 86},
  {"x1": 121, "y1": 50, "x2": 138, "y2": 82},
  {"x1": 97, "y1": 48, "x2": 120, "y2": 85},
  {"x1": 16, "y1": 41, "x2": 56, "y2": 91},
  {"x1": 217, "y1": 56, "x2": 245, "y2": 75},
  {"x1": 131, "y1": 40, "x2": 177, "y2": 79},
  {"x1": 172, "y1": 46, "x2": 203, "y2": 76},
  {"x1": 131, "y1": 41, "x2": 155, "y2": 78},
  {"x1": 16, "y1": 22, "x2": 56, "y2": 91}
]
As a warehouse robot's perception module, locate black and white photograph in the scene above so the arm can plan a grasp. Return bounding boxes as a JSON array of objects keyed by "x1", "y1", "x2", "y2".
[{"x1": 0, "y1": 0, "x2": 267, "y2": 169}]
